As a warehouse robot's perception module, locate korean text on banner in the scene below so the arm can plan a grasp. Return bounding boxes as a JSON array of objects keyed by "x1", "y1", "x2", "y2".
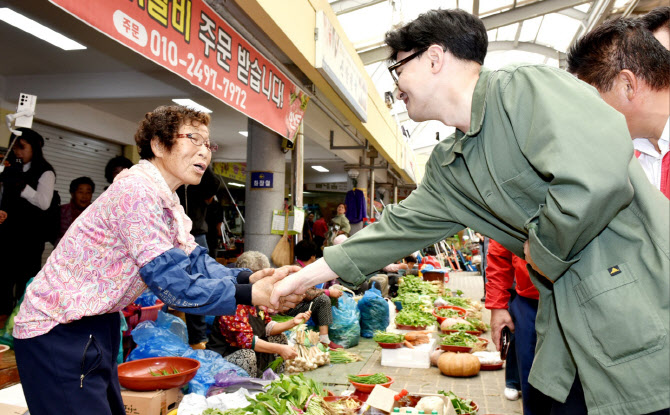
[
  {"x1": 49, "y1": 0, "x2": 309, "y2": 142},
  {"x1": 271, "y1": 208, "x2": 304, "y2": 235}
]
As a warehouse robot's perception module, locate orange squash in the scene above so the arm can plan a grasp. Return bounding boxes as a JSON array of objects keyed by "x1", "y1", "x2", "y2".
[{"x1": 437, "y1": 352, "x2": 481, "y2": 377}]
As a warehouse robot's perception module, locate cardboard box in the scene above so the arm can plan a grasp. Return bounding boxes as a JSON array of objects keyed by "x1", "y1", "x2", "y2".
[
  {"x1": 381, "y1": 338, "x2": 436, "y2": 369},
  {"x1": 121, "y1": 388, "x2": 183, "y2": 415},
  {"x1": 0, "y1": 404, "x2": 28, "y2": 415}
]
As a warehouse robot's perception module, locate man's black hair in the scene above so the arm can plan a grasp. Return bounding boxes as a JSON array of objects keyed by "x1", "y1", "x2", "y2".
[
  {"x1": 404, "y1": 256, "x2": 416, "y2": 263},
  {"x1": 638, "y1": 6, "x2": 670, "y2": 33},
  {"x1": 567, "y1": 17, "x2": 670, "y2": 92},
  {"x1": 69, "y1": 176, "x2": 95, "y2": 194},
  {"x1": 385, "y1": 9, "x2": 488, "y2": 64},
  {"x1": 295, "y1": 240, "x2": 319, "y2": 262}
]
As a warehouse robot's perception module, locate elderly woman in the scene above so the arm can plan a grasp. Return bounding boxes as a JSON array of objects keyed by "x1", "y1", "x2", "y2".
[
  {"x1": 12, "y1": 106, "x2": 301, "y2": 415},
  {"x1": 207, "y1": 251, "x2": 310, "y2": 377}
]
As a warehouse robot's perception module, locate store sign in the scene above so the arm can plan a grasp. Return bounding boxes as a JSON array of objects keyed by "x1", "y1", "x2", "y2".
[
  {"x1": 49, "y1": 0, "x2": 308, "y2": 142},
  {"x1": 250, "y1": 171, "x2": 273, "y2": 190},
  {"x1": 212, "y1": 162, "x2": 246, "y2": 182},
  {"x1": 305, "y1": 182, "x2": 348, "y2": 193},
  {"x1": 315, "y1": 11, "x2": 368, "y2": 122}
]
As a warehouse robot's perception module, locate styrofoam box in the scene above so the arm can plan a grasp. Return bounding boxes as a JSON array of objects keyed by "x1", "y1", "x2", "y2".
[{"x1": 381, "y1": 338, "x2": 436, "y2": 369}]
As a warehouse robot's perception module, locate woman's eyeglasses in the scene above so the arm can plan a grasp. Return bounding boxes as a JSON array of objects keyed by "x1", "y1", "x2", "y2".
[
  {"x1": 176, "y1": 133, "x2": 218, "y2": 152},
  {"x1": 387, "y1": 47, "x2": 429, "y2": 87}
]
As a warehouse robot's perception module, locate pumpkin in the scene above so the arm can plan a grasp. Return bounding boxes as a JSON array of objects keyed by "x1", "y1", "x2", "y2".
[{"x1": 437, "y1": 352, "x2": 481, "y2": 377}]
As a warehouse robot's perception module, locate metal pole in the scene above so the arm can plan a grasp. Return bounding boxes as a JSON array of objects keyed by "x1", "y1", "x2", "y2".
[
  {"x1": 292, "y1": 122, "x2": 304, "y2": 242},
  {"x1": 221, "y1": 179, "x2": 245, "y2": 223}
]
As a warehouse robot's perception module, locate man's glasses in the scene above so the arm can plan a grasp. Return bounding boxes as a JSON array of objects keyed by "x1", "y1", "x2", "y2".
[
  {"x1": 388, "y1": 47, "x2": 429, "y2": 87},
  {"x1": 176, "y1": 133, "x2": 218, "y2": 152}
]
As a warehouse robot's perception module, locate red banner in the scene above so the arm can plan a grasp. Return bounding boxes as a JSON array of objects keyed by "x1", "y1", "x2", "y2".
[{"x1": 49, "y1": 0, "x2": 308, "y2": 141}]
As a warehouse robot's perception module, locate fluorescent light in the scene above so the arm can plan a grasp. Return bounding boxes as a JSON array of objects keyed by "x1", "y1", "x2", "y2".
[
  {"x1": 228, "y1": 182, "x2": 245, "y2": 187},
  {"x1": 0, "y1": 8, "x2": 86, "y2": 50},
  {"x1": 238, "y1": 131, "x2": 248, "y2": 137},
  {"x1": 172, "y1": 99, "x2": 213, "y2": 113},
  {"x1": 311, "y1": 165, "x2": 329, "y2": 172}
]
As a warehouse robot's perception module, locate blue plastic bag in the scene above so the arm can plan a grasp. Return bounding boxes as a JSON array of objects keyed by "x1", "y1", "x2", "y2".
[
  {"x1": 329, "y1": 293, "x2": 360, "y2": 348},
  {"x1": 127, "y1": 311, "x2": 189, "y2": 360},
  {"x1": 358, "y1": 283, "x2": 389, "y2": 338},
  {"x1": 134, "y1": 289, "x2": 159, "y2": 307},
  {"x1": 182, "y1": 348, "x2": 249, "y2": 395}
]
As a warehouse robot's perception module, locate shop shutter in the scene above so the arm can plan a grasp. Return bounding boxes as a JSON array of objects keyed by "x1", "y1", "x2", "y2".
[{"x1": 31, "y1": 122, "x2": 123, "y2": 264}]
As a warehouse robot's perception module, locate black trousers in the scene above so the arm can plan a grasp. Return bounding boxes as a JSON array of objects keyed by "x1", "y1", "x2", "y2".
[{"x1": 14, "y1": 313, "x2": 125, "y2": 415}]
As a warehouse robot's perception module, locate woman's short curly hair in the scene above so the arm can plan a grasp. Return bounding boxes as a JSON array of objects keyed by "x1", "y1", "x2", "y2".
[
  {"x1": 235, "y1": 251, "x2": 271, "y2": 272},
  {"x1": 134, "y1": 105, "x2": 211, "y2": 160}
]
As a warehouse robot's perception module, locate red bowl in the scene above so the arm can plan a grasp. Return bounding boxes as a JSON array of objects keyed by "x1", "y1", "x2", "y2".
[
  {"x1": 480, "y1": 362, "x2": 504, "y2": 371},
  {"x1": 0, "y1": 345, "x2": 9, "y2": 354},
  {"x1": 395, "y1": 323, "x2": 427, "y2": 330},
  {"x1": 440, "y1": 329, "x2": 482, "y2": 336},
  {"x1": 439, "y1": 344, "x2": 473, "y2": 353},
  {"x1": 377, "y1": 342, "x2": 404, "y2": 349},
  {"x1": 432, "y1": 306, "x2": 467, "y2": 324},
  {"x1": 323, "y1": 396, "x2": 364, "y2": 412},
  {"x1": 118, "y1": 357, "x2": 200, "y2": 391},
  {"x1": 348, "y1": 374, "x2": 394, "y2": 393}
]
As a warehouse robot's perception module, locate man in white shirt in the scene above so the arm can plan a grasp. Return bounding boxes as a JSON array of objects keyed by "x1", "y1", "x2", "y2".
[{"x1": 567, "y1": 14, "x2": 670, "y2": 198}]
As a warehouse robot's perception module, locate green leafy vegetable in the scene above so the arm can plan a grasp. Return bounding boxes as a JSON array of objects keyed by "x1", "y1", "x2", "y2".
[
  {"x1": 439, "y1": 332, "x2": 479, "y2": 346},
  {"x1": 395, "y1": 309, "x2": 436, "y2": 327},
  {"x1": 373, "y1": 331, "x2": 405, "y2": 343},
  {"x1": 438, "y1": 390, "x2": 475, "y2": 414},
  {"x1": 435, "y1": 308, "x2": 462, "y2": 318}
]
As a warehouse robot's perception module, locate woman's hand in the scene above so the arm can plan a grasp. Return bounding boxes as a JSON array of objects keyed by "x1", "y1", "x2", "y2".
[
  {"x1": 292, "y1": 311, "x2": 312, "y2": 325},
  {"x1": 328, "y1": 288, "x2": 342, "y2": 298},
  {"x1": 0, "y1": 210, "x2": 7, "y2": 224},
  {"x1": 278, "y1": 344, "x2": 298, "y2": 361}
]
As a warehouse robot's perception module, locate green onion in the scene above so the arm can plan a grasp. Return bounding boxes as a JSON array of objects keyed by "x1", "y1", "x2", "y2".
[{"x1": 347, "y1": 373, "x2": 390, "y2": 384}]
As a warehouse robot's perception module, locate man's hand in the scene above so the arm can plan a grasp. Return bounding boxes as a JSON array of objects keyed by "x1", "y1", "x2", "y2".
[
  {"x1": 0, "y1": 210, "x2": 7, "y2": 225},
  {"x1": 490, "y1": 308, "x2": 514, "y2": 352},
  {"x1": 249, "y1": 265, "x2": 301, "y2": 284},
  {"x1": 524, "y1": 240, "x2": 547, "y2": 278},
  {"x1": 328, "y1": 288, "x2": 342, "y2": 298},
  {"x1": 270, "y1": 273, "x2": 308, "y2": 309},
  {"x1": 292, "y1": 311, "x2": 312, "y2": 325},
  {"x1": 251, "y1": 271, "x2": 304, "y2": 312},
  {"x1": 278, "y1": 344, "x2": 298, "y2": 361}
]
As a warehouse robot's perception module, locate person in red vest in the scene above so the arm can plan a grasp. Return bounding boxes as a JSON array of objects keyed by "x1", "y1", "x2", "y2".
[
  {"x1": 312, "y1": 213, "x2": 328, "y2": 255},
  {"x1": 567, "y1": 14, "x2": 669, "y2": 198}
]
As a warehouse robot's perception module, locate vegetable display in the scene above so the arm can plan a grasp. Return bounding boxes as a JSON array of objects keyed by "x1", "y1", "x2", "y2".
[
  {"x1": 448, "y1": 322, "x2": 476, "y2": 331},
  {"x1": 372, "y1": 331, "x2": 405, "y2": 344},
  {"x1": 205, "y1": 374, "x2": 328, "y2": 415},
  {"x1": 328, "y1": 349, "x2": 363, "y2": 364},
  {"x1": 397, "y1": 276, "x2": 439, "y2": 297},
  {"x1": 347, "y1": 373, "x2": 390, "y2": 384},
  {"x1": 435, "y1": 308, "x2": 462, "y2": 318},
  {"x1": 440, "y1": 332, "x2": 479, "y2": 347},
  {"x1": 466, "y1": 317, "x2": 488, "y2": 332},
  {"x1": 438, "y1": 390, "x2": 477, "y2": 414},
  {"x1": 395, "y1": 309, "x2": 436, "y2": 327},
  {"x1": 284, "y1": 326, "x2": 329, "y2": 373}
]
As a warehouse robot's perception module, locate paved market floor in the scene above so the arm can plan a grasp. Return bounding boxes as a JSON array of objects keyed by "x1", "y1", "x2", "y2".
[{"x1": 305, "y1": 271, "x2": 523, "y2": 414}]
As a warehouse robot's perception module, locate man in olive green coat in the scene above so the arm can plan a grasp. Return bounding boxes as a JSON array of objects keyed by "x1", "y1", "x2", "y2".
[{"x1": 273, "y1": 9, "x2": 669, "y2": 415}]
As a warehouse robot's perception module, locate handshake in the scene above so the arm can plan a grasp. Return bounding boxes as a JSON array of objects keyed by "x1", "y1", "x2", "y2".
[
  {"x1": 248, "y1": 265, "x2": 307, "y2": 312},
  {"x1": 247, "y1": 258, "x2": 339, "y2": 313}
]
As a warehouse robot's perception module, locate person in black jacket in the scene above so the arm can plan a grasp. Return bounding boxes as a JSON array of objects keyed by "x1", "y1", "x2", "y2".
[{"x1": 0, "y1": 128, "x2": 56, "y2": 314}]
